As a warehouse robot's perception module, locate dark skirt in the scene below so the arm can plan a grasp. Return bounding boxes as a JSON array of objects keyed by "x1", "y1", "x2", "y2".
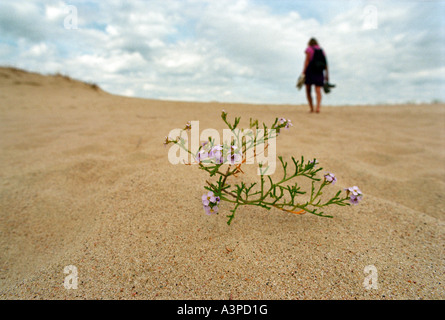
[{"x1": 305, "y1": 70, "x2": 324, "y2": 87}]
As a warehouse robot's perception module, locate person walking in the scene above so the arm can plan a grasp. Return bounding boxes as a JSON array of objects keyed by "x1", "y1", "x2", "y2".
[{"x1": 302, "y1": 38, "x2": 328, "y2": 113}]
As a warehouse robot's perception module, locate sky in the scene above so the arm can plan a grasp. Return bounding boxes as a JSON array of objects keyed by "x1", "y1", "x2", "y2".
[{"x1": 0, "y1": 0, "x2": 444, "y2": 106}]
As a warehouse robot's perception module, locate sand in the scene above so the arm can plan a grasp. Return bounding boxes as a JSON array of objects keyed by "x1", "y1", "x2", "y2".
[{"x1": 0, "y1": 67, "x2": 443, "y2": 300}]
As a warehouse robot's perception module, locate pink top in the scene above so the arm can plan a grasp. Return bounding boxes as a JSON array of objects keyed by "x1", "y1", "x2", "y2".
[{"x1": 305, "y1": 45, "x2": 322, "y2": 61}]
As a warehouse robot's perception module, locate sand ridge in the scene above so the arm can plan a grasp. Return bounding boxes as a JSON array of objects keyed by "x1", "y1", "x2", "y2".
[{"x1": 0, "y1": 67, "x2": 444, "y2": 299}]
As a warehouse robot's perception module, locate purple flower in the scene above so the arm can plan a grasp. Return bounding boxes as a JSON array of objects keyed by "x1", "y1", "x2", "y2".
[
  {"x1": 284, "y1": 119, "x2": 293, "y2": 129},
  {"x1": 201, "y1": 191, "x2": 220, "y2": 207},
  {"x1": 196, "y1": 150, "x2": 209, "y2": 163},
  {"x1": 184, "y1": 121, "x2": 192, "y2": 130},
  {"x1": 349, "y1": 194, "x2": 363, "y2": 205},
  {"x1": 209, "y1": 194, "x2": 218, "y2": 203},
  {"x1": 209, "y1": 145, "x2": 224, "y2": 164},
  {"x1": 324, "y1": 172, "x2": 337, "y2": 185},
  {"x1": 226, "y1": 146, "x2": 242, "y2": 164},
  {"x1": 344, "y1": 186, "x2": 363, "y2": 205},
  {"x1": 227, "y1": 152, "x2": 242, "y2": 164},
  {"x1": 345, "y1": 186, "x2": 362, "y2": 196},
  {"x1": 202, "y1": 191, "x2": 214, "y2": 206},
  {"x1": 278, "y1": 117, "x2": 286, "y2": 124},
  {"x1": 203, "y1": 205, "x2": 219, "y2": 215}
]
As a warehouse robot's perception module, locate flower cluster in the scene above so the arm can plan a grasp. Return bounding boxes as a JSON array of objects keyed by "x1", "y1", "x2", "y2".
[
  {"x1": 345, "y1": 186, "x2": 363, "y2": 205},
  {"x1": 271, "y1": 118, "x2": 293, "y2": 135},
  {"x1": 196, "y1": 143, "x2": 242, "y2": 165},
  {"x1": 324, "y1": 173, "x2": 363, "y2": 205},
  {"x1": 278, "y1": 117, "x2": 293, "y2": 129},
  {"x1": 202, "y1": 191, "x2": 220, "y2": 215}
]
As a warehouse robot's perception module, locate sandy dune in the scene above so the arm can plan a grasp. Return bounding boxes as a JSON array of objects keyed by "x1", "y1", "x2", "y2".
[{"x1": 0, "y1": 67, "x2": 443, "y2": 299}]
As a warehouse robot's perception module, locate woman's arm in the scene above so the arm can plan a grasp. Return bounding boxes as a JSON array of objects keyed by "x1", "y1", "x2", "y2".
[{"x1": 303, "y1": 52, "x2": 310, "y2": 74}]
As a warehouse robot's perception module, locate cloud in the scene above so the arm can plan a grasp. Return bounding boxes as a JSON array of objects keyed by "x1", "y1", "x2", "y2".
[
  {"x1": 0, "y1": 1, "x2": 49, "y2": 42},
  {"x1": 0, "y1": 0, "x2": 443, "y2": 105}
]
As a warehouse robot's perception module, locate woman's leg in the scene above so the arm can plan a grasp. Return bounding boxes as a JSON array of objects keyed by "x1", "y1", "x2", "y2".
[
  {"x1": 305, "y1": 84, "x2": 314, "y2": 112},
  {"x1": 315, "y1": 86, "x2": 322, "y2": 113}
]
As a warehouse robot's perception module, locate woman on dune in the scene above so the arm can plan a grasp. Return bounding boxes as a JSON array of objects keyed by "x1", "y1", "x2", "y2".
[{"x1": 303, "y1": 38, "x2": 329, "y2": 113}]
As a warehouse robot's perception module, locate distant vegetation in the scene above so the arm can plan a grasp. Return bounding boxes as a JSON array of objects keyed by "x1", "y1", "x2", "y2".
[{"x1": 53, "y1": 71, "x2": 101, "y2": 91}]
